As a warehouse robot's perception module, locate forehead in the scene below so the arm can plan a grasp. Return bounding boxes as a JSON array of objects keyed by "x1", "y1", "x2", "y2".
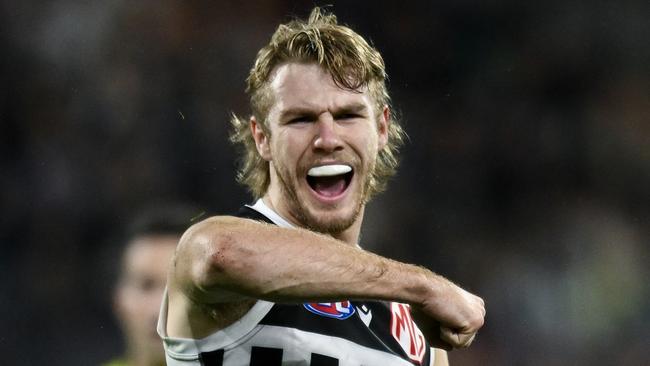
[{"x1": 268, "y1": 62, "x2": 373, "y2": 114}]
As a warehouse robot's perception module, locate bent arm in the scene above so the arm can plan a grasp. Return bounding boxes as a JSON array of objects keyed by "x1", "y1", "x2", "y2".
[
  {"x1": 172, "y1": 215, "x2": 433, "y2": 305},
  {"x1": 170, "y1": 215, "x2": 484, "y2": 348}
]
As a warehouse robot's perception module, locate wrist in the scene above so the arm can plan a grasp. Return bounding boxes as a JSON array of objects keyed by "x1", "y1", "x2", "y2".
[{"x1": 397, "y1": 264, "x2": 438, "y2": 307}]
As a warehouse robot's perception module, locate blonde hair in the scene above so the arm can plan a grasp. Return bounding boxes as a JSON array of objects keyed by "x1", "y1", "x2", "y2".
[{"x1": 230, "y1": 7, "x2": 405, "y2": 198}]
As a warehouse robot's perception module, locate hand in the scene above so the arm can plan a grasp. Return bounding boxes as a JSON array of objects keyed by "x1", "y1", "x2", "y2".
[{"x1": 415, "y1": 276, "x2": 485, "y2": 350}]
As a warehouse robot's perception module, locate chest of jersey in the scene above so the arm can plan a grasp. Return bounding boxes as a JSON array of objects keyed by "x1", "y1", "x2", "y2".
[{"x1": 198, "y1": 300, "x2": 431, "y2": 366}]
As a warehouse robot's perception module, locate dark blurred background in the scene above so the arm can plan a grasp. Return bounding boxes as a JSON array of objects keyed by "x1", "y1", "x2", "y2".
[{"x1": 1, "y1": 1, "x2": 648, "y2": 365}]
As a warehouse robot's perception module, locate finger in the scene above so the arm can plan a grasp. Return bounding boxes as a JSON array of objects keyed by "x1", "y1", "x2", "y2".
[
  {"x1": 465, "y1": 333, "x2": 476, "y2": 347},
  {"x1": 425, "y1": 322, "x2": 453, "y2": 351},
  {"x1": 440, "y1": 326, "x2": 476, "y2": 349},
  {"x1": 409, "y1": 312, "x2": 453, "y2": 351},
  {"x1": 430, "y1": 335, "x2": 453, "y2": 351},
  {"x1": 439, "y1": 326, "x2": 459, "y2": 348}
]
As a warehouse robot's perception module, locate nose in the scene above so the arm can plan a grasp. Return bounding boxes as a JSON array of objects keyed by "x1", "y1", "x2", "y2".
[{"x1": 313, "y1": 114, "x2": 344, "y2": 152}]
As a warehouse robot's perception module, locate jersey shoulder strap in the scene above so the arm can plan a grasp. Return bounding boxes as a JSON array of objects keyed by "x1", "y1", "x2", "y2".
[{"x1": 235, "y1": 205, "x2": 274, "y2": 224}]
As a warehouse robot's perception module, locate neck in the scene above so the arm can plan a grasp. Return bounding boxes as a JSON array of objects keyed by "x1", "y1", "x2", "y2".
[
  {"x1": 335, "y1": 208, "x2": 364, "y2": 245},
  {"x1": 262, "y1": 191, "x2": 364, "y2": 246}
]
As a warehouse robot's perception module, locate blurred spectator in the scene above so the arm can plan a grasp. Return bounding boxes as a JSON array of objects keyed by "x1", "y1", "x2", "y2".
[{"x1": 104, "y1": 203, "x2": 204, "y2": 366}]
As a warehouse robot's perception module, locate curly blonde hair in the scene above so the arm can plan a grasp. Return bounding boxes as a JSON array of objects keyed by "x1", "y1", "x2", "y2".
[{"x1": 230, "y1": 7, "x2": 405, "y2": 199}]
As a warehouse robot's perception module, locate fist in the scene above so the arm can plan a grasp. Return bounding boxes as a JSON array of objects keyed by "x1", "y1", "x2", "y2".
[{"x1": 416, "y1": 276, "x2": 485, "y2": 350}]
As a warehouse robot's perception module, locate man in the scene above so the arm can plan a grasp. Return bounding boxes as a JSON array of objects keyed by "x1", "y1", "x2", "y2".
[
  {"x1": 159, "y1": 7, "x2": 485, "y2": 366},
  {"x1": 107, "y1": 205, "x2": 203, "y2": 366}
]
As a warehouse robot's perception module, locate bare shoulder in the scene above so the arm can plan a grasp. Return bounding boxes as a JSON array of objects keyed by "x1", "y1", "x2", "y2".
[
  {"x1": 164, "y1": 215, "x2": 262, "y2": 338},
  {"x1": 171, "y1": 215, "x2": 253, "y2": 303}
]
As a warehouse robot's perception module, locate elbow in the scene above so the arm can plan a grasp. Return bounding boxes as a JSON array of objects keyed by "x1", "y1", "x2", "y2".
[{"x1": 179, "y1": 216, "x2": 242, "y2": 291}]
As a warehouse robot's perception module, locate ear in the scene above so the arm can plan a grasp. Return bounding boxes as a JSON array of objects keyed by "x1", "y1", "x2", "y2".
[
  {"x1": 377, "y1": 105, "x2": 390, "y2": 150},
  {"x1": 251, "y1": 116, "x2": 272, "y2": 161}
]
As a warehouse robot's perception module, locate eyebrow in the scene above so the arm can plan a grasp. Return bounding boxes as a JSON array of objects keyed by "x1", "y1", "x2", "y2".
[{"x1": 279, "y1": 102, "x2": 369, "y2": 120}]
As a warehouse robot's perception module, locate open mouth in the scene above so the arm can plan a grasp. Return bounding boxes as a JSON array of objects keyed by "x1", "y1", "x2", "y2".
[{"x1": 306, "y1": 164, "x2": 354, "y2": 199}]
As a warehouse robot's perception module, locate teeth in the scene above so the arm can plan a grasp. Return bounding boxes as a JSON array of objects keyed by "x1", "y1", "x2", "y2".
[{"x1": 307, "y1": 164, "x2": 352, "y2": 177}]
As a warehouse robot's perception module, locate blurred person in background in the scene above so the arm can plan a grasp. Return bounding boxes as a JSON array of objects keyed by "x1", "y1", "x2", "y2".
[
  {"x1": 105, "y1": 203, "x2": 204, "y2": 366},
  {"x1": 159, "y1": 7, "x2": 484, "y2": 366}
]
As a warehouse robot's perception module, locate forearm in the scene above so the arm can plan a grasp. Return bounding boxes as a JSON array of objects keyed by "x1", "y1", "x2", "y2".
[{"x1": 173, "y1": 215, "x2": 436, "y2": 306}]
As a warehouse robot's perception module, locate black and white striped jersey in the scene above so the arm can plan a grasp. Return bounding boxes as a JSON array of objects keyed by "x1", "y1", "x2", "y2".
[{"x1": 157, "y1": 200, "x2": 436, "y2": 366}]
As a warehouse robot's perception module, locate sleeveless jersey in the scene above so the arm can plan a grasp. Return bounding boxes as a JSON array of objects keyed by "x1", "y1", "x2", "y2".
[{"x1": 158, "y1": 200, "x2": 436, "y2": 366}]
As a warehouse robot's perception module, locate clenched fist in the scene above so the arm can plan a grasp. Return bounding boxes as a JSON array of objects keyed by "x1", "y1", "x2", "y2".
[{"x1": 413, "y1": 274, "x2": 485, "y2": 350}]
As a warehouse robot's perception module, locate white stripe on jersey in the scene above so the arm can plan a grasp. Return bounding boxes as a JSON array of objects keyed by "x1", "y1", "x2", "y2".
[
  {"x1": 164, "y1": 324, "x2": 427, "y2": 366},
  {"x1": 247, "y1": 199, "x2": 295, "y2": 228},
  {"x1": 157, "y1": 292, "x2": 275, "y2": 358}
]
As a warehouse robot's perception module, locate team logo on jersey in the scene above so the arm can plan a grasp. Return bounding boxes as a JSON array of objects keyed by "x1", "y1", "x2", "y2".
[
  {"x1": 390, "y1": 302, "x2": 426, "y2": 364},
  {"x1": 303, "y1": 301, "x2": 356, "y2": 320}
]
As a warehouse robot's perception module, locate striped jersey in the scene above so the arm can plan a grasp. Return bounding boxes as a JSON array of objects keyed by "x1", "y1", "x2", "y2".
[{"x1": 157, "y1": 199, "x2": 436, "y2": 366}]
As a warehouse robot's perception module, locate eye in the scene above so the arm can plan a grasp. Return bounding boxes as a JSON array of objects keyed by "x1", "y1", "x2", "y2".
[
  {"x1": 289, "y1": 117, "x2": 307, "y2": 123},
  {"x1": 336, "y1": 113, "x2": 362, "y2": 121},
  {"x1": 287, "y1": 115, "x2": 315, "y2": 124}
]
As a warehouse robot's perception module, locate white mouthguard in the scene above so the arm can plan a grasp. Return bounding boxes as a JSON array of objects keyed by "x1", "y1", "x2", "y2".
[{"x1": 307, "y1": 164, "x2": 352, "y2": 177}]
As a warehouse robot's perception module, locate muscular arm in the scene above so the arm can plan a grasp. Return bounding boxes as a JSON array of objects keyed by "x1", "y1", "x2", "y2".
[
  {"x1": 168, "y1": 215, "x2": 484, "y2": 348},
  {"x1": 174, "y1": 215, "x2": 434, "y2": 304}
]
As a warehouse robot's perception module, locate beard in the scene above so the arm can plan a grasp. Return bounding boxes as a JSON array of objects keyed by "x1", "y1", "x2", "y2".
[{"x1": 273, "y1": 159, "x2": 373, "y2": 235}]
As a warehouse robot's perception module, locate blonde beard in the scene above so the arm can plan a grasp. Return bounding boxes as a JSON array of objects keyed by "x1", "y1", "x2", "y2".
[{"x1": 274, "y1": 163, "x2": 371, "y2": 235}]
